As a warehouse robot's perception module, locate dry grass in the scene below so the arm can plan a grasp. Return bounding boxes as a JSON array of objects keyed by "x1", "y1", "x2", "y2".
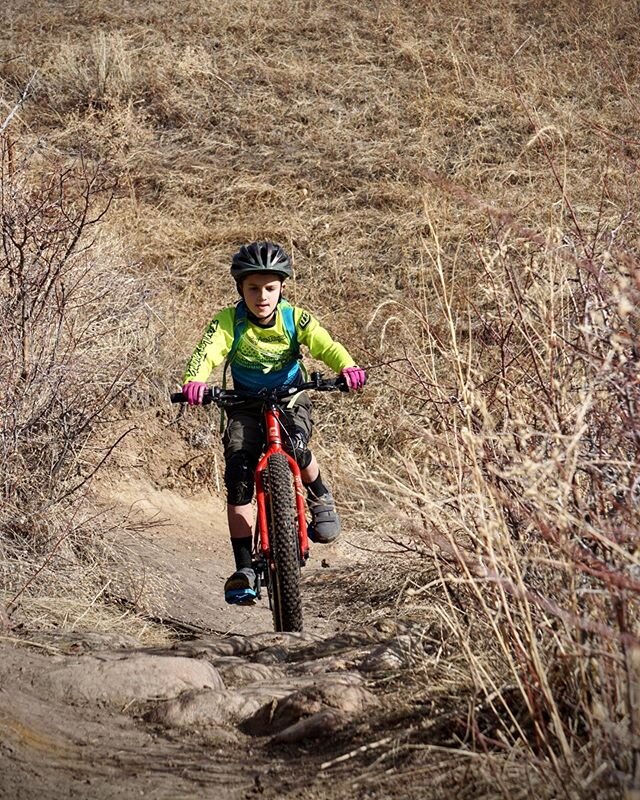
[
  {"x1": 0, "y1": 139, "x2": 168, "y2": 632},
  {"x1": 352, "y1": 209, "x2": 639, "y2": 796},
  {"x1": 1, "y1": 0, "x2": 639, "y2": 795}
]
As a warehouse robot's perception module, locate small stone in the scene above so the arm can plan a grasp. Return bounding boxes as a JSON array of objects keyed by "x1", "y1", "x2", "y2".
[{"x1": 359, "y1": 635, "x2": 415, "y2": 673}]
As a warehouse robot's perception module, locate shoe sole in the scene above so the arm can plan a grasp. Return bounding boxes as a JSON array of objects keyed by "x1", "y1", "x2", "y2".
[
  {"x1": 308, "y1": 524, "x2": 340, "y2": 544},
  {"x1": 224, "y1": 574, "x2": 257, "y2": 606},
  {"x1": 225, "y1": 587, "x2": 257, "y2": 605}
]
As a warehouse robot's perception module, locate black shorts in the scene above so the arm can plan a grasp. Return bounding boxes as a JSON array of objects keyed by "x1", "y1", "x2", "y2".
[
  {"x1": 222, "y1": 392, "x2": 313, "y2": 503},
  {"x1": 223, "y1": 391, "x2": 313, "y2": 460}
]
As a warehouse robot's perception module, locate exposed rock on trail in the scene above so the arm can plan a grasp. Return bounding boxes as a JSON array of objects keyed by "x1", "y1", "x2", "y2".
[
  {"x1": 241, "y1": 682, "x2": 376, "y2": 740},
  {"x1": 135, "y1": 629, "x2": 383, "y2": 741},
  {"x1": 44, "y1": 652, "x2": 224, "y2": 706},
  {"x1": 0, "y1": 623, "x2": 416, "y2": 799}
]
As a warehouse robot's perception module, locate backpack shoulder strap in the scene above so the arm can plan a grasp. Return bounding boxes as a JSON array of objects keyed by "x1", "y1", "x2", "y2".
[
  {"x1": 229, "y1": 301, "x2": 248, "y2": 364},
  {"x1": 221, "y1": 301, "x2": 247, "y2": 389},
  {"x1": 279, "y1": 299, "x2": 299, "y2": 356}
]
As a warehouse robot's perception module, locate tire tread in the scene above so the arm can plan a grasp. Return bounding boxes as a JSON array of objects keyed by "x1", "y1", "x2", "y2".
[{"x1": 266, "y1": 453, "x2": 303, "y2": 632}]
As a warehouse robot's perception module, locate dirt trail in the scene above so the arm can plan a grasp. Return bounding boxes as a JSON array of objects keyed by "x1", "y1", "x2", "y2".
[
  {"x1": 101, "y1": 477, "x2": 363, "y2": 637},
  {"x1": 0, "y1": 480, "x2": 405, "y2": 800}
]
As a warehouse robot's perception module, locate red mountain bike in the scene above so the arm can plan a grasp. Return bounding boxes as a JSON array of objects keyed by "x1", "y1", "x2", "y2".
[{"x1": 171, "y1": 372, "x2": 347, "y2": 632}]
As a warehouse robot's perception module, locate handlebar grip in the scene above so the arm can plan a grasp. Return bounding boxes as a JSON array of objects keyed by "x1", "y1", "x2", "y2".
[{"x1": 170, "y1": 389, "x2": 215, "y2": 405}]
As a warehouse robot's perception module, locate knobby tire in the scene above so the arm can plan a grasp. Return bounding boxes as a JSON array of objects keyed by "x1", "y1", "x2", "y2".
[{"x1": 265, "y1": 452, "x2": 303, "y2": 632}]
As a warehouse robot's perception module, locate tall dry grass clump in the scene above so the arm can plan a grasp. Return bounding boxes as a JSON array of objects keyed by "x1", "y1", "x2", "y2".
[
  {"x1": 0, "y1": 135, "x2": 155, "y2": 629},
  {"x1": 366, "y1": 176, "x2": 639, "y2": 794}
]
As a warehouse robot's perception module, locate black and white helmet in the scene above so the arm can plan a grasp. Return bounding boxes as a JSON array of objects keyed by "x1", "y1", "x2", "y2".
[{"x1": 231, "y1": 241, "x2": 293, "y2": 281}]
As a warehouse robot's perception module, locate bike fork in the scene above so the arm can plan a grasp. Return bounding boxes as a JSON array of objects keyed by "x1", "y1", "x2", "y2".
[{"x1": 255, "y1": 453, "x2": 310, "y2": 566}]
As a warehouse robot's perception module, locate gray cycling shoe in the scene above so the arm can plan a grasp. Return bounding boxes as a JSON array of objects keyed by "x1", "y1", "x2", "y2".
[
  {"x1": 224, "y1": 567, "x2": 257, "y2": 605},
  {"x1": 307, "y1": 491, "x2": 341, "y2": 543}
]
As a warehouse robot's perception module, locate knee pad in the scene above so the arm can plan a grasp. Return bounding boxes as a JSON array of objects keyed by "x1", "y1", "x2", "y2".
[
  {"x1": 224, "y1": 451, "x2": 255, "y2": 505},
  {"x1": 285, "y1": 430, "x2": 312, "y2": 470}
]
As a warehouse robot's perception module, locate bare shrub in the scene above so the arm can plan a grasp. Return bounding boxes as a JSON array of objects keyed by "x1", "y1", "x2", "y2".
[
  {"x1": 0, "y1": 138, "x2": 153, "y2": 628},
  {"x1": 367, "y1": 187, "x2": 640, "y2": 794}
]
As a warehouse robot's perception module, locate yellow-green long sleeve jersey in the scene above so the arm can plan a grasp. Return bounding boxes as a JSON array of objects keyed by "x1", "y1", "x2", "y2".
[{"x1": 183, "y1": 301, "x2": 356, "y2": 392}]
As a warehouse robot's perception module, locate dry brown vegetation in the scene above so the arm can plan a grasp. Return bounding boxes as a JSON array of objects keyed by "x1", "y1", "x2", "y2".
[
  {"x1": 0, "y1": 140, "x2": 173, "y2": 633},
  {"x1": 1, "y1": 0, "x2": 639, "y2": 797}
]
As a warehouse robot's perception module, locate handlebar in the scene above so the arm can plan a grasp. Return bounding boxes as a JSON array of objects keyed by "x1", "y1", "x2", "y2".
[{"x1": 170, "y1": 371, "x2": 348, "y2": 406}]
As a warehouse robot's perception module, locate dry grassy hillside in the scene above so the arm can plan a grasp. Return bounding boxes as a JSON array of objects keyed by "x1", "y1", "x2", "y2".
[{"x1": 1, "y1": 0, "x2": 639, "y2": 797}]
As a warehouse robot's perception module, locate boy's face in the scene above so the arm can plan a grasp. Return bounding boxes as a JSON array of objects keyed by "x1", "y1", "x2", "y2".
[{"x1": 241, "y1": 273, "x2": 283, "y2": 323}]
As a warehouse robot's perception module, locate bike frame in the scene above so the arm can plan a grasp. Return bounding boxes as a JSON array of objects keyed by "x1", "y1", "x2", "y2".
[{"x1": 254, "y1": 403, "x2": 309, "y2": 564}]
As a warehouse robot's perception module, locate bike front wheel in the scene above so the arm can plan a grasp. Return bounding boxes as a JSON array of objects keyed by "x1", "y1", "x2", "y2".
[{"x1": 265, "y1": 452, "x2": 303, "y2": 632}]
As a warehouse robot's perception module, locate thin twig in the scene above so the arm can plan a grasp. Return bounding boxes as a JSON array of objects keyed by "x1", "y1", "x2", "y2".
[
  {"x1": 320, "y1": 736, "x2": 393, "y2": 770},
  {"x1": 0, "y1": 73, "x2": 36, "y2": 135},
  {"x1": 0, "y1": 635, "x2": 63, "y2": 655}
]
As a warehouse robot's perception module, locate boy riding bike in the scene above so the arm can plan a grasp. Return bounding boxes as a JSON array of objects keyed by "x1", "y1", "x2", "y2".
[{"x1": 181, "y1": 241, "x2": 366, "y2": 605}]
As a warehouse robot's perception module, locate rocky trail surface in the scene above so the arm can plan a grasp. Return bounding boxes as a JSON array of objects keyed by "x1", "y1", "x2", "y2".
[{"x1": 0, "y1": 481, "x2": 423, "y2": 799}]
